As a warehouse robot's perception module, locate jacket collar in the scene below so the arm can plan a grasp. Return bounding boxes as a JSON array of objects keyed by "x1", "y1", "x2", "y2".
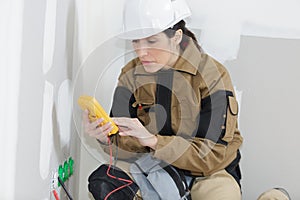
[{"x1": 134, "y1": 39, "x2": 202, "y2": 76}]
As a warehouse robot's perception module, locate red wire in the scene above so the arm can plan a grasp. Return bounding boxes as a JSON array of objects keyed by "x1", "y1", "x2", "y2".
[
  {"x1": 52, "y1": 190, "x2": 60, "y2": 200},
  {"x1": 104, "y1": 137, "x2": 133, "y2": 200}
]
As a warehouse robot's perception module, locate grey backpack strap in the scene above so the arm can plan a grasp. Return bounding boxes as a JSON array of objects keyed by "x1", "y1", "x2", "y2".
[
  {"x1": 146, "y1": 164, "x2": 182, "y2": 200},
  {"x1": 130, "y1": 160, "x2": 160, "y2": 200},
  {"x1": 130, "y1": 154, "x2": 183, "y2": 200}
]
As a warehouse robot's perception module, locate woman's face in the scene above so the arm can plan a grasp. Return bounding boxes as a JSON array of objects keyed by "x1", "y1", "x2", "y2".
[{"x1": 132, "y1": 31, "x2": 181, "y2": 73}]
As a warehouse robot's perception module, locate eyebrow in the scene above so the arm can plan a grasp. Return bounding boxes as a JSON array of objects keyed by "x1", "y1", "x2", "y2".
[{"x1": 147, "y1": 35, "x2": 160, "y2": 40}]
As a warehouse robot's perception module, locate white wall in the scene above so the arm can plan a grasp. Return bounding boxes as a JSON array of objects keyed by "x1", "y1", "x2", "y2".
[
  {"x1": 73, "y1": 0, "x2": 126, "y2": 199},
  {"x1": 0, "y1": 0, "x2": 23, "y2": 199},
  {"x1": 0, "y1": 0, "x2": 80, "y2": 199}
]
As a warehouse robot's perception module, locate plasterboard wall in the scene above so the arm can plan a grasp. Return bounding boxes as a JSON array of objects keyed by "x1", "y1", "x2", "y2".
[
  {"x1": 225, "y1": 36, "x2": 300, "y2": 200},
  {"x1": 2, "y1": 0, "x2": 80, "y2": 199}
]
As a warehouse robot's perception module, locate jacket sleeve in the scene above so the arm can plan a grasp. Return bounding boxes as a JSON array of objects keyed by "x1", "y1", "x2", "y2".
[
  {"x1": 153, "y1": 56, "x2": 243, "y2": 176},
  {"x1": 100, "y1": 85, "x2": 149, "y2": 159}
]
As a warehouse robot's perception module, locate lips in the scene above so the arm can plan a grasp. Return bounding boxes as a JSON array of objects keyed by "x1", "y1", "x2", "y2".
[{"x1": 141, "y1": 61, "x2": 155, "y2": 66}]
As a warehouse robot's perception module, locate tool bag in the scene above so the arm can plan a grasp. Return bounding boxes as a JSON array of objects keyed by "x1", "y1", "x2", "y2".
[
  {"x1": 130, "y1": 154, "x2": 191, "y2": 200},
  {"x1": 88, "y1": 164, "x2": 139, "y2": 200}
]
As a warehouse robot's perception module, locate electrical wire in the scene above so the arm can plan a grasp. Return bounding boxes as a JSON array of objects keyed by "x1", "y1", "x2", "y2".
[
  {"x1": 104, "y1": 137, "x2": 133, "y2": 200},
  {"x1": 52, "y1": 189, "x2": 60, "y2": 200},
  {"x1": 113, "y1": 135, "x2": 119, "y2": 166},
  {"x1": 57, "y1": 176, "x2": 74, "y2": 200}
]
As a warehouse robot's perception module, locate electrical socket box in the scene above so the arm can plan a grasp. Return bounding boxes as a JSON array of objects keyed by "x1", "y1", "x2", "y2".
[
  {"x1": 51, "y1": 157, "x2": 74, "y2": 189},
  {"x1": 58, "y1": 157, "x2": 74, "y2": 187},
  {"x1": 51, "y1": 171, "x2": 59, "y2": 189}
]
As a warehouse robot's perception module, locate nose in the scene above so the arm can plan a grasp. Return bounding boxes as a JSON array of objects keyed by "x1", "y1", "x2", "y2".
[{"x1": 135, "y1": 47, "x2": 148, "y2": 57}]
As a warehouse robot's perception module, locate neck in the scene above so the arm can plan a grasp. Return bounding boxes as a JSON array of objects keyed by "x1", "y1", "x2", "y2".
[{"x1": 167, "y1": 47, "x2": 181, "y2": 67}]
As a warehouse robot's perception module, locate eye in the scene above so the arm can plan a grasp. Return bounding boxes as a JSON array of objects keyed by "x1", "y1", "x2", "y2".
[
  {"x1": 132, "y1": 39, "x2": 139, "y2": 43},
  {"x1": 147, "y1": 40, "x2": 157, "y2": 44}
]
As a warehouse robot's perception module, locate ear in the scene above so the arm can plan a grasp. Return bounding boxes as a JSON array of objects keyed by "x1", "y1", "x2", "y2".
[{"x1": 174, "y1": 29, "x2": 183, "y2": 45}]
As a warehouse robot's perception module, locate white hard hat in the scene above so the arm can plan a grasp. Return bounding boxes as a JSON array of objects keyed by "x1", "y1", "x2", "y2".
[{"x1": 119, "y1": 0, "x2": 191, "y2": 40}]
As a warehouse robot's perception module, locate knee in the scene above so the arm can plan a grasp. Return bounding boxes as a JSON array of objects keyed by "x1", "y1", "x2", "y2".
[{"x1": 190, "y1": 170, "x2": 241, "y2": 200}]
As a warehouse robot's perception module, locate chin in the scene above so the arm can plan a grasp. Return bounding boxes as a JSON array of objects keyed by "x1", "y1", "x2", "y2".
[
  {"x1": 143, "y1": 64, "x2": 164, "y2": 73},
  {"x1": 144, "y1": 68, "x2": 160, "y2": 73}
]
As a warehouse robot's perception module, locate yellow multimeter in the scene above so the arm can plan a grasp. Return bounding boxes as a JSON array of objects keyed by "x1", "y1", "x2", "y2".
[{"x1": 78, "y1": 95, "x2": 119, "y2": 136}]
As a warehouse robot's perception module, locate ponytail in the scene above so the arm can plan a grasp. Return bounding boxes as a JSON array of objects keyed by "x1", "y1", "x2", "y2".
[{"x1": 164, "y1": 20, "x2": 202, "y2": 52}]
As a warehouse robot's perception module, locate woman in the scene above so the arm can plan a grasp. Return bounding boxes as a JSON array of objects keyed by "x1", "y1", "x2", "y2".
[{"x1": 83, "y1": 0, "x2": 243, "y2": 199}]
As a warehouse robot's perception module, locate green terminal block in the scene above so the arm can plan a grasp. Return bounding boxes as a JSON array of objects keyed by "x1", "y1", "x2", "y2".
[
  {"x1": 69, "y1": 157, "x2": 74, "y2": 176},
  {"x1": 57, "y1": 157, "x2": 74, "y2": 187}
]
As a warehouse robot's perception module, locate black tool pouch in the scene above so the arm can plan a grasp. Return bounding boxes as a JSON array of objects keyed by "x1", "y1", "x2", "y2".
[{"x1": 88, "y1": 164, "x2": 139, "y2": 200}]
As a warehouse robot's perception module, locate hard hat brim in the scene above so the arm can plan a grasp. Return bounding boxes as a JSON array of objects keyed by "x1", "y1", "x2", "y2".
[{"x1": 117, "y1": 28, "x2": 165, "y2": 40}]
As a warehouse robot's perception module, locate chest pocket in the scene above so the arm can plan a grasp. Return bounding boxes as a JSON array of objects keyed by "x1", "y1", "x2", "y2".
[
  {"x1": 132, "y1": 100, "x2": 158, "y2": 133},
  {"x1": 132, "y1": 80, "x2": 157, "y2": 131},
  {"x1": 133, "y1": 70, "x2": 175, "y2": 135},
  {"x1": 132, "y1": 101, "x2": 154, "y2": 124}
]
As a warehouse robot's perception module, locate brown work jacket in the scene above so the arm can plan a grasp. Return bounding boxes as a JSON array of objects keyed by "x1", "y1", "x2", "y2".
[{"x1": 105, "y1": 39, "x2": 243, "y2": 178}]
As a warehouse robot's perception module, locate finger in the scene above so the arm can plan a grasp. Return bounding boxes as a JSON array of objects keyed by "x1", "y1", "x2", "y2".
[
  {"x1": 97, "y1": 125, "x2": 113, "y2": 139},
  {"x1": 84, "y1": 118, "x2": 103, "y2": 132},
  {"x1": 88, "y1": 123, "x2": 112, "y2": 138},
  {"x1": 118, "y1": 131, "x2": 128, "y2": 136},
  {"x1": 111, "y1": 117, "x2": 123, "y2": 125},
  {"x1": 119, "y1": 125, "x2": 131, "y2": 132},
  {"x1": 91, "y1": 118, "x2": 104, "y2": 128},
  {"x1": 84, "y1": 119, "x2": 103, "y2": 134},
  {"x1": 118, "y1": 130, "x2": 131, "y2": 137},
  {"x1": 113, "y1": 117, "x2": 136, "y2": 129},
  {"x1": 101, "y1": 122, "x2": 113, "y2": 132}
]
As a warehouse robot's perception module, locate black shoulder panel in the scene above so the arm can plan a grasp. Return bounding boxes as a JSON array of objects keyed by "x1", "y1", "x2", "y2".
[
  {"x1": 110, "y1": 86, "x2": 137, "y2": 118},
  {"x1": 194, "y1": 90, "x2": 234, "y2": 145}
]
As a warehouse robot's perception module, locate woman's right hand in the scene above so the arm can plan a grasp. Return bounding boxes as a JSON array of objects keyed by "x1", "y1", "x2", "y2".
[{"x1": 82, "y1": 109, "x2": 113, "y2": 144}]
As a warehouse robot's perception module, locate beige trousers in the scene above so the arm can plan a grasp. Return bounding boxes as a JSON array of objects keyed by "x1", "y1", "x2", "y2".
[
  {"x1": 190, "y1": 169, "x2": 241, "y2": 200},
  {"x1": 115, "y1": 161, "x2": 241, "y2": 200}
]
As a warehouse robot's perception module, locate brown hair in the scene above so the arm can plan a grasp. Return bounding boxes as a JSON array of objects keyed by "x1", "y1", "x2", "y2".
[{"x1": 163, "y1": 20, "x2": 202, "y2": 52}]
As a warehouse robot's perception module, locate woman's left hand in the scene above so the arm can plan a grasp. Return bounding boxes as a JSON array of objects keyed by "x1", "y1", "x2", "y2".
[{"x1": 112, "y1": 117, "x2": 158, "y2": 149}]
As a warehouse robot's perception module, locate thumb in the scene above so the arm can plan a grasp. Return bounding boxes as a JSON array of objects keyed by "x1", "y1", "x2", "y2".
[
  {"x1": 118, "y1": 130, "x2": 131, "y2": 137},
  {"x1": 118, "y1": 131, "x2": 127, "y2": 136}
]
